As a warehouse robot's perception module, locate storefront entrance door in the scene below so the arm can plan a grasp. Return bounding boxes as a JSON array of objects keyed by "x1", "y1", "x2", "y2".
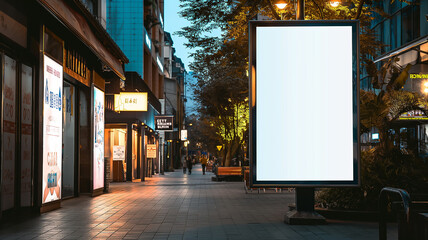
[{"x1": 62, "y1": 82, "x2": 76, "y2": 198}]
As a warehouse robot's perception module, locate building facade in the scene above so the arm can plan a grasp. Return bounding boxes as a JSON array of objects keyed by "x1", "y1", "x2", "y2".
[
  {"x1": 363, "y1": 0, "x2": 428, "y2": 155},
  {"x1": 106, "y1": 0, "x2": 165, "y2": 180},
  {"x1": 161, "y1": 31, "x2": 188, "y2": 171},
  {"x1": 0, "y1": 0, "x2": 127, "y2": 218}
]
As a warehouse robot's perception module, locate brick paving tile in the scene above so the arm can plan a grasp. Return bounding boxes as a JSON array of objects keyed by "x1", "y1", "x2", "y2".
[{"x1": 0, "y1": 164, "x2": 399, "y2": 239}]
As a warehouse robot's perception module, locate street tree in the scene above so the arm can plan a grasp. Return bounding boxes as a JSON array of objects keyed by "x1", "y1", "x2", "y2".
[{"x1": 177, "y1": 0, "x2": 413, "y2": 165}]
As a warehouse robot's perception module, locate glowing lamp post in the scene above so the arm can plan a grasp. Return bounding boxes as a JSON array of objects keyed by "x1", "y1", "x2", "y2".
[{"x1": 272, "y1": 0, "x2": 344, "y2": 226}]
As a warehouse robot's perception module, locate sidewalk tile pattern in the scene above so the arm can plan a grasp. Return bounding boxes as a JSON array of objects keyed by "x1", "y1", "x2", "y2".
[{"x1": 0, "y1": 165, "x2": 395, "y2": 239}]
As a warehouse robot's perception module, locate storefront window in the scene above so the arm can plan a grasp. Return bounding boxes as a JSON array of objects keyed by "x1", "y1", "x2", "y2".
[
  {"x1": 62, "y1": 82, "x2": 76, "y2": 198},
  {"x1": 44, "y1": 29, "x2": 63, "y2": 64},
  {"x1": 2, "y1": 55, "x2": 17, "y2": 211},
  {"x1": 105, "y1": 128, "x2": 127, "y2": 182},
  {"x1": 20, "y1": 64, "x2": 32, "y2": 207}
]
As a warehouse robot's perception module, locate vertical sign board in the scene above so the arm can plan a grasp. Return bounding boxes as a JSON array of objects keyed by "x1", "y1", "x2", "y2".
[
  {"x1": 249, "y1": 21, "x2": 360, "y2": 187},
  {"x1": 42, "y1": 55, "x2": 63, "y2": 203},
  {"x1": 181, "y1": 130, "x2": 187, "y2": 141},
  {"x1": 147, "y1": 144, "x2": 157, "y2": 158},
  {"x1": 2, "y1": 55, "x2": 16, "y2": 210},
  {"x1": 93, "y1": 87, "x2": 105, "y2": 190},
  {"x1": 21, "y1": 64, "x2": 32, "y2": 206}
]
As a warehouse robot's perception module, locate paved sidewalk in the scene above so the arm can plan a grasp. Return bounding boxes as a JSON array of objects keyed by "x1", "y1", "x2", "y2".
[{"x1": 0, "y1": 165, "x2": 391, "y2": 239}]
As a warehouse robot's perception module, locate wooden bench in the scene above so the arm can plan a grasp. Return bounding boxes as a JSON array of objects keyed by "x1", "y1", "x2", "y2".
[{"x1": 212, "y1": 167, "x2": 242, "y2": 181}]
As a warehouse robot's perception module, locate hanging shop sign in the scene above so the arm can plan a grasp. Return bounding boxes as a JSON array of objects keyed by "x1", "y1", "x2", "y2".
[
  {"x1": 181, "y1": 130, "x2": 188, "y2": 141},
  {"x1": 113, "y1": 145, "x2": 125, "y2": 160},
  {"x1": 249, "y1": 21, "x2": 360, "y2": 187},
  {"x1": 155, "y1": 115, "x2": 174, "y2": 131},
  {"x1": 114, "y1": 92, "x2": 148, "y2": 112},
  {"x1": 93, "y1": 87, "x2": 105, "y2": 190},
  {"x1": 147, "y1": 144, "x2": 157, "y2": 158},
  {"x1": 42, "y1": 55, "x2": 63, "y2": 204}
]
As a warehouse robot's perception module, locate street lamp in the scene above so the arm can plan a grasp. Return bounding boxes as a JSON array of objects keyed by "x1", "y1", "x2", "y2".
[
  {"x1": 329, "y1": 1, "x2": 341, "y2": 7},
  {"x1": 273, "y1": 0, "x2": 331, "y2": 225},
  {"x1": 275, "y1": 1, "x2": 287, "y2": 10},
  {"x1": 275, "y1": 0, "x2": 341, "y2": 20}
]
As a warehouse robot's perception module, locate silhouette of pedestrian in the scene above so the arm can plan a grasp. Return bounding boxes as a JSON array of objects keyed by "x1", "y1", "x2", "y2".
[
  {"x1": 182, "y1": 155, "x2": 187, "y2": 174},
  {"x1": 201, "y1": 155, "x2": 208, "y2": 175},
  {"x1": 186, "y1": 156, "x2": 193, "y2": 175}
]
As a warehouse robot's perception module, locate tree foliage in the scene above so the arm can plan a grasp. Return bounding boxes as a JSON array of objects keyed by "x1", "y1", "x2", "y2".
[{"x1": 177, "y1": 0, "x2": 412, "y2": 166}]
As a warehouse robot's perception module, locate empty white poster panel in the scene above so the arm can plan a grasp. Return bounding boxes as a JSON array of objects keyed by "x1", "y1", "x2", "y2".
[{"x1": 250, "y1": 21, "x2": 359, "y2": 186}]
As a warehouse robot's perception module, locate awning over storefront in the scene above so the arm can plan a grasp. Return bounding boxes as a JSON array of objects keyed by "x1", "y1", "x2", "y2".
[
  {"x1": 374, "y1": 36, "x2": 428, "y2": 63},
  {"x1": 38, "y1": 0, "x2": 126, "y2": 80}
]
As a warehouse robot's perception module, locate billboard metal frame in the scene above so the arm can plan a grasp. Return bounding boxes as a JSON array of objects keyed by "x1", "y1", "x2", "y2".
[{"x1": 249, "y1": 20, "x2": 360, "y2": 187}]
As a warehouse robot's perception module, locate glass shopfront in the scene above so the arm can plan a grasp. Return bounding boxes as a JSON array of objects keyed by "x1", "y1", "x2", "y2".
[
  {"x1": 105, "y1": 127, "x2": 127, "y2": 182},
  {"x1": 1, "y1": 54, "x2": 34, "y2": 211},
  {"x1": 62, "y1": 82, "x2": 76, "y2": 198}
]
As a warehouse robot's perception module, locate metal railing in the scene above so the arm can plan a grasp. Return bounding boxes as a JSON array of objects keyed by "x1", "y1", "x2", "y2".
[{"x1": 379, "y1": 187, "x2": 411, "y2": 240}]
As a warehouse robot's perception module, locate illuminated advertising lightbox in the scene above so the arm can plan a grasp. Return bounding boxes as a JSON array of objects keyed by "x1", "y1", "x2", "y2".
[
  {"x1": 93, "y1": 87, "x2": 104, "y2": 190},
  {"x1": 42, "y1": 55, "x2": 63, "y2": 203},
  {"x1": 249, "y1": 21, "x2": 360, "y2": 187},
  {"x1": 147, "y1": 144, "x2": 157, "y2": 158},
  {"x1": 181, "y1": 130, "x2": 188, "y2": 141},
  {"x1": 114, "y1": 92, "x2": 148, "y2": 112},
  {"x1": 155, "y1": 115, "x2": 174, "y2": 131}
]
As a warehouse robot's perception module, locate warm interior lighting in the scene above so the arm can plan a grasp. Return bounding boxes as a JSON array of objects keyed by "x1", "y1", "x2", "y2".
[
  {"x1": 330, "y1": 1, "x2": 340, "y2": 7},
  {"x1": 275, "y1": 2, "x2": 287, "y2": 9},
  {"x1": 423, "y1": 80, "x2": 428, "y2": 94}
]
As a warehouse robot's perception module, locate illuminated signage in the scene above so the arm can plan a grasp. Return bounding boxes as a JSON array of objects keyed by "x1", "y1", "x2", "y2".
[
  {"x1": 42, "y1": 55, "x2": 63, "y2": 203},
  {"x1": 399, "y1": 109, "x2": 428, "y2": 120},
  {"x1": 250, "y1": 21, "x2": 360, "y2": 187},
  {"x1": 155, "y1": 116, "x2": 174, "y2": 131},
  {"x1": 114, "y1": 92, "x2": 148, "y2": 112},
  {"x1": 181, "y1": 130, "x2": 188, "y2": 141},
  {"x1": 372, "y1": 133, "x2": 379, "y2": 140},
  {"x1": 157, "y1": 55, "x2": 164, "y2": 72},
  {"x1": 147, "y1": 144, "x2": 157, "y2": 158},
  {"x1": 93, "y1": 87, "x2": 104, "y2": 190}
]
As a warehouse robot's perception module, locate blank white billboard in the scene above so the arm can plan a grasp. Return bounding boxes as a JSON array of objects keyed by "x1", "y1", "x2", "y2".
[{"x1": 251, "y1": 22, "x2": 359, "y2": 185}]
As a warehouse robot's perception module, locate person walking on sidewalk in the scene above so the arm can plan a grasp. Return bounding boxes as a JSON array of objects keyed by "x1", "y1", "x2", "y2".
[
  {"x1": 186, "y1": 156, "x2": 193, "y2": 175},
  {"x1": 201, "y1": 155, "x2": 208, "y2": 175},
  {"x1": 182, "y1": 155, "x2": 187, "y2": 174}
]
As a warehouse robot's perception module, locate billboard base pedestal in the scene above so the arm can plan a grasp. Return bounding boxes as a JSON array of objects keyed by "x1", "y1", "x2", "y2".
[
  {"x1": 284, "y1": 187, "x2": 326, "y2": 225},
  {"x1": 284, "y1": 210, "x2": 326, "y2": 225}
]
